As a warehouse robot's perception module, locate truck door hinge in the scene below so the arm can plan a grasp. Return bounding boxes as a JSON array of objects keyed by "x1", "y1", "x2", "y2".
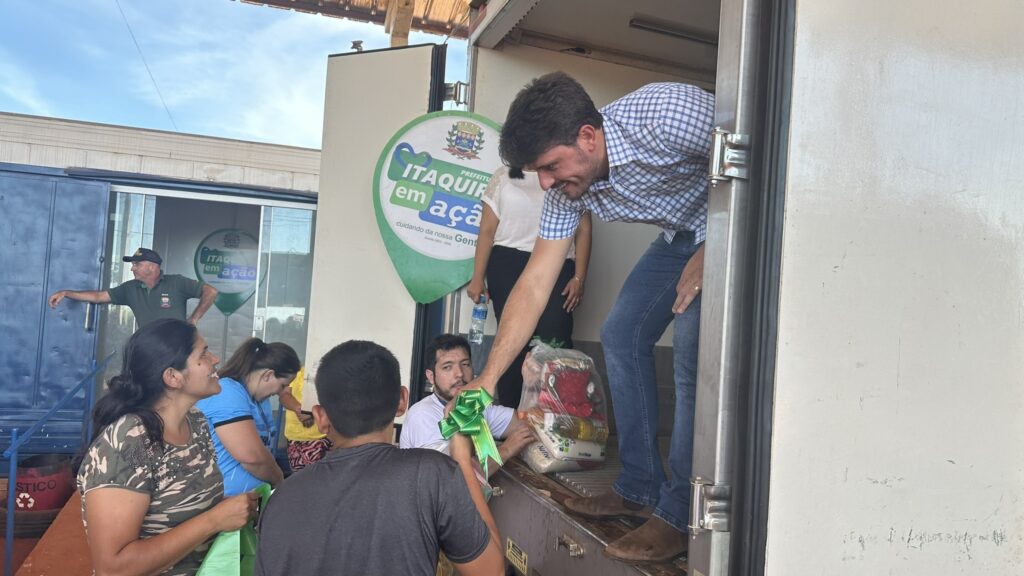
[
  {"x1": 688, "y1": 477, "x2": 731, "y2": 535},
  {"x1": 444, "y1": 81, "x2": 469, "y2": 106},
  {"x1": 708, "y1": 127, "x2": 750, "y2": 185}
]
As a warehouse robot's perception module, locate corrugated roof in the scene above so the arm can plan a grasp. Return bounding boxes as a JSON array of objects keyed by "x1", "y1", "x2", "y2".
[{"x1": 240, "y1": 0, "x2": 470, "y2": 39}]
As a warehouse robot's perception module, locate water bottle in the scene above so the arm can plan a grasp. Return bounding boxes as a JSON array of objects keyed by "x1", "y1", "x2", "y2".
[{"x1": 468, "y1": 295, "x2": 487, "y2": 345}]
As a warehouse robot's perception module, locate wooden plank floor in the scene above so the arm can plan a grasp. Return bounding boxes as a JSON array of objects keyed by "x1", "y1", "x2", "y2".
[
  {"x1": 0, "y1": 538, "x2": 39, "y2": 574},
  {"x1": 16, "y1": 494, "x2": 91, "y2": 576}
]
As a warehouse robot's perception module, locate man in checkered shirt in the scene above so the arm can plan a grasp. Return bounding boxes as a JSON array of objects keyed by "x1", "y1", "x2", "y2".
[{"x1": 468, "y1": 72, "x2": 713, "y2": 564}]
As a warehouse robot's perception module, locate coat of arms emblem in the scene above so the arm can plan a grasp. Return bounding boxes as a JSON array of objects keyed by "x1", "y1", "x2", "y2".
[{"x1": 445, "y1": 121, "x2": 485, "y2": 160}]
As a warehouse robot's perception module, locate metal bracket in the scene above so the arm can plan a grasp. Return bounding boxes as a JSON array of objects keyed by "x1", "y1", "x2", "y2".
[
  {"x1": 688, "y1": 477, "x2": 731, "y2": 535},
  {"x1": 444, "y1": 81, "x2": 470, "y2": 106},
  {"x1": 555, "y1": 534, "x2": 584, "y2": 558},
  {"x1": 708, "y1": 127, "x2": 750, "y2": 186}
]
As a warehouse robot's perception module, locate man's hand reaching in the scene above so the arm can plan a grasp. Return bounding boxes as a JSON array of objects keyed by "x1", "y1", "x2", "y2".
[{"x1": 498, "y1": 418, "x2": 536, "y2": 461}]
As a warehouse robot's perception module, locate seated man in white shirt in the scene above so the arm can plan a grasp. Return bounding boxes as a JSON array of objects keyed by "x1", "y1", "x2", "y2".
[{"x1": 400, "y1": 334, "x2": 534, "y2": 474}]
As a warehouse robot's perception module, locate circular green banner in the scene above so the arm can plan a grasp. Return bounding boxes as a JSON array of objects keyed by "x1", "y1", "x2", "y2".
[
  {"x1": 373, "y1": 111, "x2": 503, "y2": 303},
  {"x1": 193, "y1": 228, "x2": 262, "y2": 316}
]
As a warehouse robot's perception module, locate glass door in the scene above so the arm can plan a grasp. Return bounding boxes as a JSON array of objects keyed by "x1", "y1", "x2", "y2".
[
  {"x1": 252, "y1": 206, "x2": 316, "y2": 360},
  {"x1": 96, "y1": 191, "x2": 156, "y2": 388},
  {"x1": 252, "y1": 206, "x2": 316, "y2": 454}
]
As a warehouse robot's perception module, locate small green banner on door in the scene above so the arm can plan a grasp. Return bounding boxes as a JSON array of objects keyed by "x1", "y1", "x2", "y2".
[{"x1": 194, "y1": 228, "x2": 262, "y2": 316}]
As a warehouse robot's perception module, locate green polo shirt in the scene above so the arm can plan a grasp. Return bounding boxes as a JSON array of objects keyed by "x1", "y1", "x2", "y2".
[{"x1": 107, "y1": 274, "x2": 204, "y2": 327}]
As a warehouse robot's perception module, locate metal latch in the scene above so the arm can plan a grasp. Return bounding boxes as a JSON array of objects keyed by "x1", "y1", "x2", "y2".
[
  {"x1": 708, "y1": 127, "x2": 750, "y2": 185},
  {"x1": 84, "y1": 302, "x2": 95, "y2": 333},
  {"x1": 445, "y1": 81, "x2": 469, "y2": 106},
  {"x1": 556, "y1": 534, "x2": 584, "y2": 558},
  {"x1": 688, "y1": 477, "x2": 731, "y2": 535}
]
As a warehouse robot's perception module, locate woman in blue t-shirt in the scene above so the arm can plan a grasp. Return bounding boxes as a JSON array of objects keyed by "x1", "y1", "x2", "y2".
[{"x1": 196, "y1": 338, "x2": 300, "y2": 495}]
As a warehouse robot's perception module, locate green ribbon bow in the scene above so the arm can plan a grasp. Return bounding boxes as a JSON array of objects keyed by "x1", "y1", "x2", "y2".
[{"x1": 439, "y1": 388, "x2": 503, "y2": 478}]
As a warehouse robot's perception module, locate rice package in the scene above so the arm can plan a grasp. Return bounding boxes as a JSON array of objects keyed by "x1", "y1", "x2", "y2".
[
  {"x1": 517, "y1": 342, "x2": 608, "y2": 474},
  {"x1": 519, "y1": 442, "x2": 585, "y2": 474}
]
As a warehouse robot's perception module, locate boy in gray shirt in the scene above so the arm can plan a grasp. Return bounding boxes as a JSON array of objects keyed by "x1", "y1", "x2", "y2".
[{"x1": 255, "y1": 340, "x2": 504, "y2": 576}]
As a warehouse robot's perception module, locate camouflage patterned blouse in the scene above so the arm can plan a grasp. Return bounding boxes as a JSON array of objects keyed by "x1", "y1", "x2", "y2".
[{"x1": 77, "y1": 408, "x2": 224, "y2": 576}]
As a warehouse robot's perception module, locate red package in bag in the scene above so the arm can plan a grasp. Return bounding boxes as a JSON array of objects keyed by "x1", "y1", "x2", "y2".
[{"x1": 517, "y1": 342, "x2": 609, "y2": 474}]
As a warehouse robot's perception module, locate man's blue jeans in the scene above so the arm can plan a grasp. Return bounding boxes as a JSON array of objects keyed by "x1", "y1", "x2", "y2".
[{"x1": 601, "y1": 232, "x2": 700, "y2": 533}]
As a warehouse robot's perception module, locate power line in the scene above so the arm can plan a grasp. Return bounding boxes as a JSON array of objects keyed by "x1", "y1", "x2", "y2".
[
  {"x1": 114, "y1": 0, "x2": 179, "y2": 131},
  {"x1": 440, "y1": 4, "x2": 471, "y2": 46}
]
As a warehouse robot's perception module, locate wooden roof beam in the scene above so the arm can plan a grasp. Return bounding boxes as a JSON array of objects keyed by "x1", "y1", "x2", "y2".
[{"x1": 385, "y1": 0, "x2": 416, "y2": 47}]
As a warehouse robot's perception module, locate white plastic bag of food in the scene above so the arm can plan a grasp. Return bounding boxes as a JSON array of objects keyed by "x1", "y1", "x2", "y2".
[{"x1": 516, "y1": 342, "x2": 608, "y2": 474}]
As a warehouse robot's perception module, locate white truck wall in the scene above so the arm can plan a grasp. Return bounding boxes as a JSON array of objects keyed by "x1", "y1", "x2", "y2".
[
  {"x1": 304, "y1": 45, "x2": 437, "y2": 410},
  {"x1": 468, "y1": 43, "x2": 687, "y2": 345},
  {"x1": 767, "y1": 1, "x2": 1024, "y2": 573}
]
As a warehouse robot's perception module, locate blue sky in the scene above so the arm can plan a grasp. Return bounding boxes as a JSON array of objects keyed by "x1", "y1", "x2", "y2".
[{"x1": 0, "y1": 0, "x2": 467, "y2": 149}]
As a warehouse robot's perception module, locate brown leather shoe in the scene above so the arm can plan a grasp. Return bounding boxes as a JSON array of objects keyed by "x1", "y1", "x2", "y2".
[
  {"x1": 563, "y1": 491, "x2": 652, "y2": 520},
  {"x1": 603, "y1": 517, "x2": 688, "y2": 564}
]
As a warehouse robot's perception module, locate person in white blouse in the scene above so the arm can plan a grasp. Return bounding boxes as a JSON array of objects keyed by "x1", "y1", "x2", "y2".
[{"x1": 466, "y1": 166, "x2": 592, "y2": 408}]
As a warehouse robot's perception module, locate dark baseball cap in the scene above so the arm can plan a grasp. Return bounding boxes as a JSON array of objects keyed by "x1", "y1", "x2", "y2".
[{"x1": 122, "y1": 247, "x2": 162, "y2": 265}]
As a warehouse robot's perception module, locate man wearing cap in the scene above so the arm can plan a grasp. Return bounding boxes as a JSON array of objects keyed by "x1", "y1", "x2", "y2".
[{"x1": 48, "y1": 247, "x2": 218, "y2": 327}]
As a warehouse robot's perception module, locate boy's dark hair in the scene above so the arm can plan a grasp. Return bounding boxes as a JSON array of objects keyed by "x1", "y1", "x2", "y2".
[
  {"x1": 315, "y1": 340, "x2": 401, "y2": 438},
  {"x1": 424, "y1": 334, "x2": 471, "y2": 372},
  {"x1": 499, "y1": 72, "x2": 603, "y2": 172}
]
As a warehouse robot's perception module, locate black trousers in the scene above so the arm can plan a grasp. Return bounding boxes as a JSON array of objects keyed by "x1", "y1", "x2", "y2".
[{"x1": 486, "y1": 245, "x2": 575, "y2": 408}]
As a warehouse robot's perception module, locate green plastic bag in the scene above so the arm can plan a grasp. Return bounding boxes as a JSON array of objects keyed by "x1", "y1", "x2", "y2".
[{"x1": 197, "y1": 484, "x2": 272, "y2": 576}]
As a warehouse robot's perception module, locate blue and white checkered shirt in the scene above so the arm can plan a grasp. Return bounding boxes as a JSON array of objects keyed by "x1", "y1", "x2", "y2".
[{"x1": 538, "y1": 82, "x2": 714, "y2": 245}]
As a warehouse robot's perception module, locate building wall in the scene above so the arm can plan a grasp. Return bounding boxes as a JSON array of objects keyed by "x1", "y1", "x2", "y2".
[
  {"x1": 1, "y1": 111, "x2": 321, "y2": 424},
  {"x1": 0, "y1": 112, "x2": 320, "y2": 192}
]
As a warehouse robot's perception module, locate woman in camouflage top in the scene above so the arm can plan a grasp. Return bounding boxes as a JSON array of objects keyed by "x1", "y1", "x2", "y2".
[{"x1": 78, "y1": 319, "x2": 259, "y2": 575}]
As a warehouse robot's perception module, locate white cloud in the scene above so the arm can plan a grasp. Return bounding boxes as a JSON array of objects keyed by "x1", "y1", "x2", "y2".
[
  {"x1": 0, "y1": 49, "x2": 54, "y2": 116},
  {"x1": 113, "y1": 4, "x2": 468, "y2": 148}
]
